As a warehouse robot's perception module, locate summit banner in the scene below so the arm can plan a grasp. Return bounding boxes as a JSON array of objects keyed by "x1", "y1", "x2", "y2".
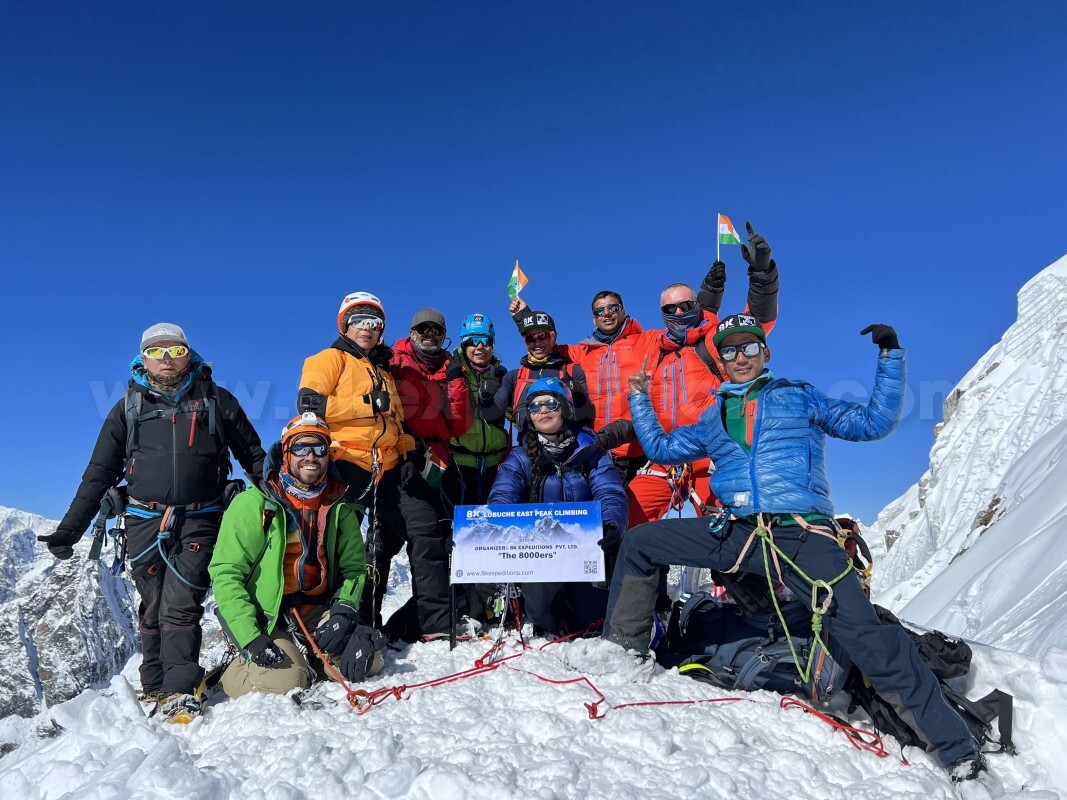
[{"x1": 451, "y1": 503, "x2": 605, "y2": 584}]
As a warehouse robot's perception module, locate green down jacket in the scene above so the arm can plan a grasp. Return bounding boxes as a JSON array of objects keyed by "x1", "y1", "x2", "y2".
[
  {"x1": 450, "y1": 348, "x2": 510, "y2": 469},
  {"x1": 209, "y1": 474, "x2": 366, "y2": 649}
]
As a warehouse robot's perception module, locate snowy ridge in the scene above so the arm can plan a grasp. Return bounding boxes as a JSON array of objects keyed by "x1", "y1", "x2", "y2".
[
  {"x1": 0, "y1": 506, "x2": 139, "y2": 719},
  {"x1": 2, "y1": 634, "x2": 1066, "y2": 798},
  {"x1": 870, "y1": 254, "x2": 1067, "y2": 657}
]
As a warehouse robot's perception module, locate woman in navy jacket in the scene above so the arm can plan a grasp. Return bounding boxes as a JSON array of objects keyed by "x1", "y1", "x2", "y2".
[{"x1": 488, "y1": 377, "x2": 628, "y2": 636}]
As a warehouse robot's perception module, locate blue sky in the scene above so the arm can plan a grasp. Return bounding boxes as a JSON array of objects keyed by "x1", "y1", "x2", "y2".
[{"x1": 2, "y1": 1, "x2": 1065, "y2": 526}]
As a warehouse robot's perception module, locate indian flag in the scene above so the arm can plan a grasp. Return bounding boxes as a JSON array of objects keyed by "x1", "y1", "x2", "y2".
[
  {"x1": 507, "y1": 260, "x2": 528, "y2": 299},
  {"x1": 718, "y1": 214, "x2": 742, "y2": 246}
]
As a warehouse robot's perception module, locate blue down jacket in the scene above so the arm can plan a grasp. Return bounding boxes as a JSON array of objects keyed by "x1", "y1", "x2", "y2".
[
  {"x1": 488, "y1": 428, "x2": 629, "y2": 531},
  {"x1": 630, "y1": 351, "x2": 905, "y2": 517}
]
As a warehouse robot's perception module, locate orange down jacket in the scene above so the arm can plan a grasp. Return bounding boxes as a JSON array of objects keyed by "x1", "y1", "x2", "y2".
[{"x1": 298, "y1": 337, "x2": 413, "y2": 472}]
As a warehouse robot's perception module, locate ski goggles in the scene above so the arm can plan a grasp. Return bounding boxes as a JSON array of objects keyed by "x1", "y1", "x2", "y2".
[
  {"x1": 718, "y1": 341, "x2": 765, "y2": 361},
  {"x1": 288, "y1": 441, "x2": 329, "y2": 457},
  {"x1": 660, "y1": 300, "x2": 697, "y2": 315},
  {"x1": 524, "y1": 331, "x2": 552, "y2": 345},
  {"x1": 528, "y1": 398, "x2": 561, "y2": 414},
  {"x1": 346, "y1": 314, "x2": 385, "y2": 331},
  {"x1": 593, "y1": 303, "x2": 623, "y2": 317},
  {"x1": 142, "y1": 345, "x2": 189, "y2": 360},
  {"x1": 462, "y1": 335, "x2": 494, "y2": 347}
]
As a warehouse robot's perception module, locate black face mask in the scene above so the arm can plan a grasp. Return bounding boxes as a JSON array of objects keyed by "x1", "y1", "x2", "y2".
[{"x1": 663, "y1": 306, "x2": 702, "y2": 341}]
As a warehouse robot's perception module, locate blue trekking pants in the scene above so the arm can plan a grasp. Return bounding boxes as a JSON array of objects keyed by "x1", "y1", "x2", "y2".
[{"x1": 603, "y1": 517, "x2": 978, "y2": 766}]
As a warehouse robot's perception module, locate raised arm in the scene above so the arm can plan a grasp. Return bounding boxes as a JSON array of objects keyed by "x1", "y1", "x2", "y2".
[{"x1": 812, "y1": 326, "x2": 905, "y2": 442}]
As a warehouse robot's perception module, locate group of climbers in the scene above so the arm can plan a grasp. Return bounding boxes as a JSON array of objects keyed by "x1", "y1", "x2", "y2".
[{"x1": 36, "y1": 221, "x2": 995, "y2": 789}]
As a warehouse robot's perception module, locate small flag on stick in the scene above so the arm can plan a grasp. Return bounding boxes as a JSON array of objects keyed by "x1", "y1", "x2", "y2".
[
  {"x1": 507, "y1": 260, "x2": 528, "y2": 299},
  {"x1": 718, "y1": 214, "x2": 742, "y2": 246}
]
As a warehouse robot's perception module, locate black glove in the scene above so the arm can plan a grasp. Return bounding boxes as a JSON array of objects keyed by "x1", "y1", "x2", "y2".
[
  {"x1": 698, "y1": 260, "x2": 727, "y2": 313},
  {"x1": 597, "y1": 521, "x2": 623, "y2": 560},
  {"x1": 740, "y1": 221, "x2": 773, "y2": 273},
  {"x1": 399, "y1": 457, "x2": 419, "y2": 488},
  {"x1": 314, "y1": 603, "x2": 360, "y2": 656},
  {"x1": 478, "y1": 376, "x2": 502, "y2": 402},
  {"x1": 860, "y1": 324, "x2": 900, "y2": 351},
  {"x1": 363, "y1": 389, "x2": 391, "y2": 413},
  {"x1": 246, "y1": 634, "x2": 284, "y2": 667},
  {"x1": 445, "y1": 358, "x2": 465, "y2": 381},
  {"x1": 597, "y1": 419, "x2": 635, "y2": 451},
  {"x1": 37, "y1": 528, "x2": 79, "y2": 560},
  {"x1": 340, "y1": 624, "x2": 386, "y2": 683}
]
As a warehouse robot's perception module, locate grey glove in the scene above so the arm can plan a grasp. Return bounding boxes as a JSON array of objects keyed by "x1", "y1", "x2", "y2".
[
  {"x1": 314, "y1": 603, "x2": 360, "y2": 656},
  {"x1": 341, "y1": 624, "x2": 386, "y2": 683}
]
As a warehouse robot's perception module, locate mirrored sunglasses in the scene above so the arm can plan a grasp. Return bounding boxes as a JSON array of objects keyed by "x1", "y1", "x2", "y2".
[
  {"x1": 463, "y1": 335, "x2": 493, "y2": 347},
  {"x1": 661, "y1": 300, "x2": 697, "y2": 315},
  {"x1": 288, "y1": 441, "x2": 329, "y2": 457},
  {"x1": 593, "y1": 303, "x2": 622, "y2": 317},
  {"x1": 528, "y1": 398, "x2": 561, "y2": 414},
  {"x1": 524, "y1": 331, "x2": 551, "y2": 345},
  {"x1": 142, "y1": 345, "x2": 189, "y2": 360},
  {"x1": 718, "y1": 341, "x2": 765, "y2": 362}
]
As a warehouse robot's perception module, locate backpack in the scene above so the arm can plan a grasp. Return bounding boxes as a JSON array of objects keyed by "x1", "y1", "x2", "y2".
[
  {"x1": 844, "y1": 606, "x2": 1016, "y2": 756},
  {"x1": 124, "y1": 380, "x2": 230, "y2": 473},
  {"x1": 657, "y1": 590, "x2": 852, "y2": 705},
  {"x1": 659, "y1": 588, "x2": 1016, "y2": 756}
]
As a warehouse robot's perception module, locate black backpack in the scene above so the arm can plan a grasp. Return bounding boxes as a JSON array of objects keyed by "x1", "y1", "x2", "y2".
[
  {"x1": 657, "y1": 589, "x2": 853, "y2": 705},
  {"x1": 660, "y1": 590, "x2": 1015, "y2": 756},
  {"x1": 124, "y1": 380, "x2": 230, "y2": 472},
  {"x1": 844, "y1": 606, "x2": 1016, "y2": 756}
]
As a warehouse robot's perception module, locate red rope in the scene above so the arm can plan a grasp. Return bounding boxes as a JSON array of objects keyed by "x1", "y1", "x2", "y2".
[
  {"x1": 779, "y1": 697, "x2": 890, "y2": 758},
  {"x1": 294, "y1": 624, "x2": 896, "y2": 763},
  {"x1": 291, "y1": 608, "x2": 363, "y2": 708},
  {"x1": 538, "y1": 618, "x2": 604, "y2": 650}
]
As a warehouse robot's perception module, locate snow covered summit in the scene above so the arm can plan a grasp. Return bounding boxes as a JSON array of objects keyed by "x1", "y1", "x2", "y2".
[{"x1": 871, "y1": 254, "x2": 1067, "y2": 657}]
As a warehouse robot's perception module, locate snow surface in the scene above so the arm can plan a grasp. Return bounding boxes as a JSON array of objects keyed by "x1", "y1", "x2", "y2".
[
  {"x1": 0, "y1": 558, "x2": 1064, "y2": 799},
  {"x1": 1, "y1": 632, "x2": 1065, "y2": 799},
  {"x1": 871, "y1": 253, "x2": 1067, "y2": 657}
]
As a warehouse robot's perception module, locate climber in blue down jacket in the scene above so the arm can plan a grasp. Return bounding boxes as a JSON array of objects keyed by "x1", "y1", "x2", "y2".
[{"x1": 603, "y1": 314, "x2": 989, "y2": 785}]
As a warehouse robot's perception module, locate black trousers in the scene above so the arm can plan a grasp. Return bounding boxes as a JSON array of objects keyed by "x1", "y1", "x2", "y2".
[
  {"x1": 337, "y1": 461, "x2": 452, "y2": 638},
  {"x1": 604, "y1": 516, "x2": 978, "y2": 766},
  {"x1": 443, "y1": 461, "x2": 499, "y2": 507},
  {"x1": 125, "y1": 510, "x2": 219, "y2": 694}
]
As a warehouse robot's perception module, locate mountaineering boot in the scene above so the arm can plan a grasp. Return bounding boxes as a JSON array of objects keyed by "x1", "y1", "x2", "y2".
[
  {"x1": 950, "y1": 753, "x2": 1004, "y2": 800},
  {"x1": 137, "y1": 690, "x2": 168, "y2": 717},
  {"x1": 159, "y1": 692, "x2": 204, "y2": 724}
]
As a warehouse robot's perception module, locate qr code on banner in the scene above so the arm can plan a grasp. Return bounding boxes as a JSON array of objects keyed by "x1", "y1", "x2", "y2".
[{"x1": 584, "y1": 560, "x2": 598, "y2": 575}]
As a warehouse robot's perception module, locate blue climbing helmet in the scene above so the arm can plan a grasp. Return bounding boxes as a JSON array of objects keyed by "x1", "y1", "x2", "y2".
[
  {"x1": 525, "y1": 376, "x2": 574, "y2": 420},
  {"x1": 460, "y1": 313, "x2": 495, "y2": 344}
]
